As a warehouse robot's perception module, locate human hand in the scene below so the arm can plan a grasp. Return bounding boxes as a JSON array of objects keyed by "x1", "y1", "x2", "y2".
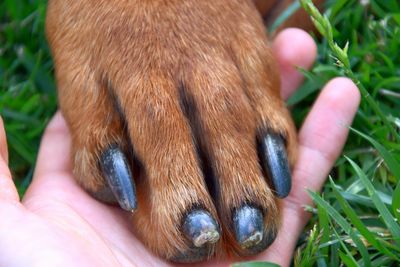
[{"x1": 0, "y1": 28, "x2": 360, "y2": 267}]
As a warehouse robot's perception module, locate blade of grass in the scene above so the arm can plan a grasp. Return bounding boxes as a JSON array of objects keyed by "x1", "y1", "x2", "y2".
[
  {"x1": 338, "y1": 251, "x2": 357, "y2": 267},
  {"x1": 309, "y1": 191, "x2": 371, "y2": 266},
  {"x1": 350, "y1": 127, "x2": 400, "y2": 181},
  {"x1": 6, "y1": 134, "x2": 35, "y2": 164},
  {"x1": 269, "y1": 0, "x2": 301, "y2": 33},
  {"x1": 295, "y1": 224, "x2": 322, "y2": 267},
  {"x1": 371, "y1": 254, "x2": 395, "y2": 266},
  {"x1": 393, "y1": 181, "x2": 400, "y2": 222},
  {"x1": 317, "y1": 202, "x2": 330, "y2": 262},
  {"x1": 346, "y1": 157, "x2": 400, "y2": 245},
  {"x1": 330, "y1": 178, "x2": 399, "y2": 260},
  {"x1": 332, "y1": 226, "x2": 358, "y2": 267}
]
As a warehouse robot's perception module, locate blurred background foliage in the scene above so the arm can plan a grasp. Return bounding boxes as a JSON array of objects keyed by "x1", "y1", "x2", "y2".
[{"x1": 1, "y1": 0, "x2": 55, "y2": 195}]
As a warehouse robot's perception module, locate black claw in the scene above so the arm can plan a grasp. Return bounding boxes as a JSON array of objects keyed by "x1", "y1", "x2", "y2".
[
  {"x1": 259, "y1": 132, "x2": 292, "y2": 198},
  {"x1": 233, "y1": 205, "x2": 264, "y2": 249},
  {"x1": 100, "y1": 145, "x2": 137, "y2": 211},
  {"x1": 174, "y1": 210, "x2": 219, "y2": 263},
  {"x1": 242, "y1": 226, "x2": 278, "y2": 255},
  {"x1": 91, "y1": 186, "x2": 118, "y2": 205},
  {"x1": 183, "y1": 210, "x2": 220, "y2": 248}
]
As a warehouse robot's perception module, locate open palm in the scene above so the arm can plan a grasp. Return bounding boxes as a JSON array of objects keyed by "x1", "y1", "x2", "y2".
[{"x1": 0, "y1": 29, "x2": 360, "y2": 267}]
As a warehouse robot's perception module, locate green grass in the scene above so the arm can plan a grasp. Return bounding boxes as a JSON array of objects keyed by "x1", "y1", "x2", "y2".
[
  {"x1": 1, "y1": 0, "x2": 400, "y2": 266},
  {"x1": 295, "y1": 1, "x2": 400, "y2": 266},
  {"x1": 0, "y1": 0, "x2": 56, "y2": 195}
]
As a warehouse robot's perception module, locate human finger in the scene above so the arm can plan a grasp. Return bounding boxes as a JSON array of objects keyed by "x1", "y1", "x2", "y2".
[
  {"x1": 32, "y1": 112, "x2": 72, "y2": 179},
  {"x1": 272, "y1": 28, "x2": 317, "y2": 100},
  {"x1": 0, "y1": 116, "x2": 19, "y2": 202}
]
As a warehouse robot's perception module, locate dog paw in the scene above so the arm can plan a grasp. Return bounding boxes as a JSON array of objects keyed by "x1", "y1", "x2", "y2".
[{"x1": 46, "y1": 0, "x2": 297, "y2": 262}]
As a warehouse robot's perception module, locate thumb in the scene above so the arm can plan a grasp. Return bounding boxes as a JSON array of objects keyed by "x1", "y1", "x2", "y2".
[{"x1": 0, "y1": 117, "x2": 20, "y2": 202}]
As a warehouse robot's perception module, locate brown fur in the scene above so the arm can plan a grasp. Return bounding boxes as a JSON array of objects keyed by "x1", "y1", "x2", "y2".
[{"x1": 46, "y1": 0, "x2": 321, "y2": 261}]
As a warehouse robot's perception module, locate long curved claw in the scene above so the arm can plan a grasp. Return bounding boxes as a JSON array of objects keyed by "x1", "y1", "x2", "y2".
[
  {"x1": 100, "y1": 145, "x2": 137, "y2": 211},
  {"x1": 259, "y1": 132, "x2": 292, "y2": 198}
]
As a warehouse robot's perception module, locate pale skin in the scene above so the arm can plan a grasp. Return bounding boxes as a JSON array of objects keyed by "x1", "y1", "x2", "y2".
[{"x1": 0, "y1": 29, "x2": 360, "y2": 267}]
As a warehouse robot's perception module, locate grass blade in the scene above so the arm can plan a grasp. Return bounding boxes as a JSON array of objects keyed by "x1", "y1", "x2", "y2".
[
  {"x1": 330, "y1": 178, "x2": 399, "y2": 260},
  {"x1": 346, "y1": 157, "x2": 400, "y2": 245},
  {"x1": 309, "y1": 191, "x2": 371, "y2": 266},
  {"x1": 332, "y1": 226, "x2": 358, "y2": 267},
  {"x1": 338, "y1": 251, "x2": 357, "y2": 267},
  {"x1": 350, "y1": 127, "x2": 400, "y2": 181},
  {"x1": 393, "y1": 181, "x2": 400, "y2": 222},
  {"x1": 317, "y1": 201, "x2": 330, "y2": 262},
  {"x1": 295, "y1": 225, "x2": 322, "y2": 267},
  {"x1": 269, "y1": 1, "x2": 300, "y2": 33}
]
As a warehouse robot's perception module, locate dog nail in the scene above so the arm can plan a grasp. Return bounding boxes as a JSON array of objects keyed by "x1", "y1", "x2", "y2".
[
  {"x1": 183, "y1": 210, "x2": 220, "y2": 247},
  {"x1": 233, "y1": 205, "x2": 264, "y2": 249},
  {"x1": 259, "y1": 132, "x2": 292, "y2": 198},
  {"x1": 100, "y1": 145, "x2": 137, "y2": 211}
]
